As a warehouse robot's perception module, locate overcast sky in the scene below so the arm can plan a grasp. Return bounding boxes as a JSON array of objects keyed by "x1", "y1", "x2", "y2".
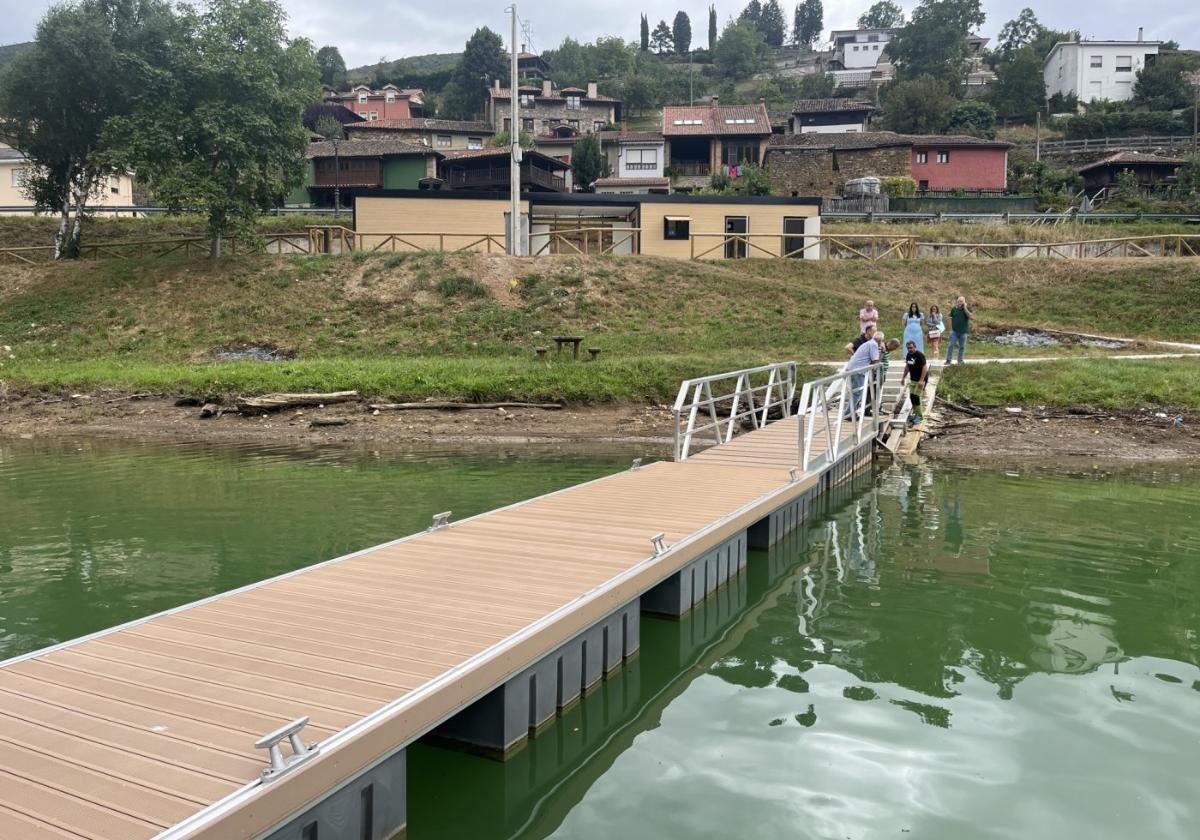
[{"x1": 3, "y1": 0, "x2": 1197, "y2": 68}]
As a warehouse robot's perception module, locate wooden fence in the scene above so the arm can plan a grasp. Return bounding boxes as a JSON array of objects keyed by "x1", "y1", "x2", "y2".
[{"x1": 0, "y1": 233, "x2": 308, "y2": 264}]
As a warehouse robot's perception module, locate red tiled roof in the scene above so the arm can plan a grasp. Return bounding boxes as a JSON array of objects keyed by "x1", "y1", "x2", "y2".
[
  {"x1": 791, "y1": 98, "x2": 875, "y2": 114},
  {"x1": 347, "y1": 118, "x2": 493, "y2": 133},
  {"x1": 594, "y1": 177, "x2": 670, "y2": 186},
  {"x1": 662, "y1": 103, "x2": 771, "y2": 136},
  {"x1": 1078, "y1": 151, "x2": 1186, "y2": 172},
  {"x1": 767, "y1": 131, "x2": 1010, "y2": 151},
  {"x1": 597, "y1": 130, "x2": 665, "y2": 143}
]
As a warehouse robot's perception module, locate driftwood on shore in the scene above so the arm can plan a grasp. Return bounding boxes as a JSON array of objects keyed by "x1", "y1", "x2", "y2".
[
  {"x1": 236, "y1": 391, "x2": 359, "y2": 414},
  {"x1": 368, "y1": 401, "x2": 564, "y2": 412}
]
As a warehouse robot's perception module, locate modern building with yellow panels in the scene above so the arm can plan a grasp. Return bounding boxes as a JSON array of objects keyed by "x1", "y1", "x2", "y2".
[{"x1": 352, "y1": 191, "x2": 822, "y2": 260}]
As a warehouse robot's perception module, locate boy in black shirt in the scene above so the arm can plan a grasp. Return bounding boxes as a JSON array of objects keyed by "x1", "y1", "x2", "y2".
[{"x1": 900, "y1": 340, "x2": 929, "y2": 425}]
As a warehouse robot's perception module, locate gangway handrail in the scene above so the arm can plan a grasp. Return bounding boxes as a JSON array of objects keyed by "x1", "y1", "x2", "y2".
[
  {"x1": 795, "y1": 363, "x2": 883, "y2": 472},
  {"x1": 672, "y1": 362, "x2": 798, "y2": 461}
]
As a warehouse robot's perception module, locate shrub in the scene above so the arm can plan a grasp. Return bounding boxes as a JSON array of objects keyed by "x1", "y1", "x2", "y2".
[
  {"x1": 881, "y1": 176, "x2": 917, "y2": 197},
  {"x1": 435, "y1": 274, "x2": 489, "y2": 300}
]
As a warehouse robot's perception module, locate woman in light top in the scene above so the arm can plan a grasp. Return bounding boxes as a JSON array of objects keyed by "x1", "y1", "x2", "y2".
[
  {"x1": 902, "y1": 302, "x2": 924, "y2": 353},
  {"x1": 926, "y1": 304, "x2": 945, "y2": 359}
]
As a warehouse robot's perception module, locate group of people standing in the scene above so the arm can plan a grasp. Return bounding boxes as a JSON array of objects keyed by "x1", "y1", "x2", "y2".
[
  {"x1": 844, "y1": 296, "x2": 976, "y2": 426},
  {"x1": 858, "y1": 297, "x2": 974, "y2": 365}
]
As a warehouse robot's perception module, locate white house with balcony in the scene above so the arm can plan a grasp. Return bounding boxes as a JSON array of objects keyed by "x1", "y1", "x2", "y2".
[{"x1": 1044, "y1": 34, "x2": 1161, "y2": 103}]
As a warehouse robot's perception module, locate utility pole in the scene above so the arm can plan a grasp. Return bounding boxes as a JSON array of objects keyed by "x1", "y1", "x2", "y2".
[
  {"x1": 689, "y1": 51, "x2": 694, "y2": 105},
  {"x1": 1035, "y1": 111, "x2": 1041, "y2": 162},
  {"x1": 508, "y1": 4, "x2": 522, "y2": 256},
  {"x1": 332, "y1": 136, "x2": 341, "y2": 217}
]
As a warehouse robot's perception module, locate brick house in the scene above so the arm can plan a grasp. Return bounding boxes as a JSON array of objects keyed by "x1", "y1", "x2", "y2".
[
  {"x1": 765, "y1": 132, "x2": 1011, "y2": 196},
  {"x1": 324, "y1": 85, "x2": 426, "y2": 122},
  {"x1": 661, "y1": 99, "x2": 773, "y2": 191},
  {"x1": 487, "y1": 80, "x2": 620, "y2": 137},
  {"x1": 345, "y1": 118, "x2": 494, "y2": 152}
]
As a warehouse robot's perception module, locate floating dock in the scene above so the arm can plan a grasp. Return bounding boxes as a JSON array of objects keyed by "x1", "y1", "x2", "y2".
[{"x1": 0, "y1": 362, "x2": 884, "y2": 840}]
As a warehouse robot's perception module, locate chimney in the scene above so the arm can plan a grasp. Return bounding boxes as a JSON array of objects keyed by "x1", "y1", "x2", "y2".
[
  {"x1": 621, "y1": 121, "x2": 628, "y2": 136},
  {"x1": 711, "y1": 95, "x2": 719, "y2": 109},
  {"x1": 543, "y1": 79, "x2": 553, "y2": 98},
  {"x1": 494, "y1": 78, "x2": 500, "y2": 91},
  {"x1": 1137, "y1": 27, "x2": 1143, "y2": 42},
  {"x1": 520, "y1": 43, "x2": 526, "y2": 53},
  {"x1": 587, "y1": 82, "x2": 598, "y2": 99}
]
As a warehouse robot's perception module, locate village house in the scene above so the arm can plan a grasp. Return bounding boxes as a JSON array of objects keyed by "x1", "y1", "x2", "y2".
[
  {"x1": 344, "y1": 118, "x2": 494, "y2": 152},
  {"x1": 487, "y1": 80, "x2": 621, "y2": 137},
  {"x1": 530, "y1": 124, "x2": 581, "y2": 191},
  {"x1": 828, "y1": 27, "x2": 896, "y2": 89},
  {"x1": 594, "y1": 129, "x2": 669, "y2": 194},
  {"x1": 1078, "y1": 151, "x2": 1184, "y2": 194},
  {"x1": 764, "y1": 132, "x2": 1011, "y2": 196},
  {"x1": 662, "y1": 99, "x2": 773, "y2": 191},
  {"x1": 789, "y1": 99, "x2": 875, "y2": 134},
  {"x1": 1044, "y1": 32, "x2": 1161, "y2": 103},
  {"x1": 324, "y1": 84, "x2": 427, "y2": 122},
  {"x1": 437, "y1": 147, "x2": 569, "y2": 193},
  {"x1": 292, "y1": 138, "x2": 439, "y2": 207},
  {"x1": 0, "y1": 143, "x2": 134, "y2": 211}
]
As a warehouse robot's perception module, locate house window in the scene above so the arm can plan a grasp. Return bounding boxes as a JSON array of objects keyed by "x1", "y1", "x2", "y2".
[
  {"x1": 722, "y1": 141, "x2": 757, "y2": 166},
  {"x1": 873, "y1": 45, "x2": 880, "y2": 50},
  {"x1": 853, "y1": 45, "x2": 860, "y2": 51},
  {"x1": 936, "y1": 151, "x2": 950, "y2": 164},
  {"x1": 867, "y1": 34, "x2": 879, "y2": 42},
  {"x1": 467, "y1": 136, "x2": 483, "y2": 150},
  {"x1": 916, "y1": 151, "x2": 928, "y2": 164},
  {"x1": 357, "y1": 112, "x2": 367, "y2": 119},
  {"x1": 522, "y1": 118, "x2": 534, "y2": 133},
  {"x1": 368, "y1": 111, "x2": 379, "y2": 121},
  {"x1": 358, "y1": 93, "x2": 368, "y2": 103},
  {"x1": 110, "y1": 176, "x2": 120, "y2": 194},
  {"x1": 519, "y1": 94, "x2": 535, "y2": 107},
  {"x1": 503, "y1": 118, "x2": 511, "y2": 132},
  {"x1": 385, "y1": 93, "x2": 396, "y2": 102},
  {"x1": 593, "y1": 120, "x2": 604, "y2": 132},
  {"x1": 436, "y1": 135, "x2": 452, "y2": 147},
  {"x1": 1116, "y1": 55, "x2": 1132, "y2": 72},
  {"x1": 918, "y1": 179, "x2": 929, "y2": 191},
  {"x1": 568, "y1": 119, "x2": 580, "y2": 130},
  {"x1": 1090, "y1": 55, "x2": 1103, "y2": 68},
  {"x1": 663, "y1": 216, "x2": 690, "y2": 240},
  {"x1": 566, "y1": 95, "x2": 581, "y2": 110},
  {"x1": 626, "y1": 148, "x2": 657, "y2": 170}
]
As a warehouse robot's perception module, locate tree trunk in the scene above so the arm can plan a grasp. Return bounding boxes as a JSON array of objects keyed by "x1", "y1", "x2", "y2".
[
  {"x1": 210, "y1": 235, "x2": 222, "y2": 259},
  {"x1": 54, "y1": 196, "x2": 70, "y2": 260}
]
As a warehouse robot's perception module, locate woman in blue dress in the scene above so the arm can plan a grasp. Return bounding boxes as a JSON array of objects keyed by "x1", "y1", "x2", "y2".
[{"x1": 902, "y1": 302, "x2": 925, "y2": 353}]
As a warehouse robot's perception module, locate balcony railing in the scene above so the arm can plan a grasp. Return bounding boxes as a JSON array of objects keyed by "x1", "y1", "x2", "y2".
[
  {"x1": 445, "y1": 164, "x2": 566, "y2": 192},
  {"x1": 671, "y1": 162, "x2": 711, "y2": 177}
]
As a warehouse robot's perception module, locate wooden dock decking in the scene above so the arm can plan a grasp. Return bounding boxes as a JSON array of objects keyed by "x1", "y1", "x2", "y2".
[{"x1": 0, "y1": 387, "x2": 874, "y2": 840}]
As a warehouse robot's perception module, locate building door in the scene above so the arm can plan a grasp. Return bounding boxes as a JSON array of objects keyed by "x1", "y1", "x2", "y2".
[
  {"x1": 725, "y1": 216, "x2": 748, "y2": 259},
  {"x1": 783, "y1": 217, "x2": 806, "y2": 258}
]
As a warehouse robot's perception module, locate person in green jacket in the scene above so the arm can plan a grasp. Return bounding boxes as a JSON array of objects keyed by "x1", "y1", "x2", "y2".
[{"x1": 946, "y1": 296, "x2": 974, "y2": 365}]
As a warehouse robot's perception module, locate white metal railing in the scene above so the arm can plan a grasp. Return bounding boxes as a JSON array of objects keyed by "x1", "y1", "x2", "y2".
[
  {"x1": 795, "y1": 363, "x2": 884, "y2": 472},
  {"x1": 672, "y1": 362, "x2": 798, "y2": 461}
]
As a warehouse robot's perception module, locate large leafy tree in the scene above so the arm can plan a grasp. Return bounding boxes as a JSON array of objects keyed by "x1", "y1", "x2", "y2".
[
  {"x1": 739, "y1": 1, "x2": 763, "y2": 31},
  {"x1": 571, "y1": 132, "x2": 609, "y2": 192},
  {"x1": 0, "y1": 0, "x2": 174, "y2": 258},
  {"x1": 443, "y1": 27, "x2": 507, "y2": 119},
  {"x1": 673, "y1": 11, "x2": 692, "y2": 55},
  {"x1": 989, "y1": 44, "x2": 1045, "y2": 121},
  {"x1": 545, "y1": 38, "x2": 591, "y2": 88},
  {"x1": 879, "y1": 74, "x2": 955, "y2": 133},
  {"x1": 889, "y1": 0, "x2": 985, "y2": 86},
  {"x1": 792, "y1": 0, "x2": 823, "y2": 48},
  {"x1": 947, "y1": 99, "x2": 996, "y2": 137},
  {"x1": 315, "y1": 45, "x2": 346, "y2": 86},
  {"x1": 109, "y1": 0, "x2": 319, "y2": 257},
  {"x1": 858, "y1": 1, "x2": 904, "y2": 29},
  {"x1": 996, "y1": 8, "x2": 1041, "y2": 60},
  {"x1": 1134, "y1": 54, "x2": 1200, "y2": 111},
  {"x1": 715, "y1": 19, "x2": 767, "y2": 79},
  {"x1": 651, "y1": 20, "x2": 673, "y2": 54},
  {"x1": 760, "y1": 0, "x2": 787, "y2": 48}
]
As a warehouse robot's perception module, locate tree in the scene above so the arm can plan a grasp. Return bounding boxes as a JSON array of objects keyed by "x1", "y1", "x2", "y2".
[
  {"x1": 889, "y1": 0, "x2": 985, "y2": 86},
  {"x1": 858, "y1": 1, "x2": 904, "y2": 29},
  {"x1": 492, "y1": 128, "x2": 534, "y2": 148},
  {"x1": 947, "y1": 100, "x2": 996, "y2": 137},
  {"x1": 760, "y1": 0, "x2": 787, "y2": 48},
  {"x1": 651, "y1": 20, "x2": 673, "y2": 54},
  {"x1": 714, "y1": 19, "x2": 767, "y2": 79},
  {"x1": 1133, "y1": 54, "x2": 1200, "y2": 111},
  {"x1": 109, "y1": 0, "x2": 319, "y2": 257},
  {"x1": 708, "y1": 5, "x2": 718, "y2": 52},
  {"x1": 879, "y1": 75, "x2": 955, "y2": 133},
  {"x1": 640, "y1": 14, "x2": 649, "y2": 51},
  {"x1": 315, "y1": 45, "x2": 346, "y2": 87},
  {"x1": 996, "y1": 8, "x2": 1041, "y2": 60},
  {"x1": 673, "y1": 11, "x2": 692, "y2": 55},
  {"x1": 739, "y1": 1, "x2": 763, "y2": 31},
  {"x1": 0, "y1": 0, "x2": 175, "y2": 258},
  {"x1": 443, "y1": 27, "x2": 507, "y2": 119},
  {"x1": 623, "y1": 72, "x2": 659, "y2": 116},
  {"x1": 989, "y1": 44, "x2": 1045, "y2": 122},
  {"x1": 545, "y1": 38, "x2": 592, "y2": 88},
  {"x1": 593, "y1": 36, "x2": 634, "y2": 80},
  {"x1": 792, "y1": 0, "x2": 823, "y2": 48},
  {"x1": 571, "y1": 132, "x2": 609, "y2": 191},
  {"x1": 314, "y1": 115, "x2": 345, "y2": 140}
]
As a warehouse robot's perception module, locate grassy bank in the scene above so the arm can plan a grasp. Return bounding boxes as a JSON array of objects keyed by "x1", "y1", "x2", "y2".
[
  {"x1": 1, "y1": 251, "x2": 1197, "y2": 401},
  {"x1": 0, "y1": 214, "x2": 336, "y2": 249},
  {"x1": 940, "y1": 358, "x2": 1200, "y2": 412},
  {"x1": 824, "y1": 220, "x2": 1200, "y2": 244}
]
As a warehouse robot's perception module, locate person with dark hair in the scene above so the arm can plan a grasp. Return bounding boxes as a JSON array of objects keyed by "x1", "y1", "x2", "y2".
[
  {"x1": 902, "y1": 302, "x2": 924, "y2": 353},
  {"x1": 844, "y1": 323, "x2": 876, "y2": 356},
  {"x1": 900, "y1": 339, "x2": 929, "y2": 425}
]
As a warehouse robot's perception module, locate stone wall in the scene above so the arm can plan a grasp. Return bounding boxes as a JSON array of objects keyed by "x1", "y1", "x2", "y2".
[
  {"x1": 766, "y1": 145, "x2": 911, "y2": 197},
  {"x1": 493, "y1": 101, "x2": 616, "y2": 135}
]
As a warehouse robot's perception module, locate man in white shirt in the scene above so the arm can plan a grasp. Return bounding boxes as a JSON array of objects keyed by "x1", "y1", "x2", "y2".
[{"x1": 843, "y1": 336, "x2": 880, "y2": 419}]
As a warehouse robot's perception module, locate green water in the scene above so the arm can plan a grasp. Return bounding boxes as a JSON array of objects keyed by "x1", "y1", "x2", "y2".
[{"x1": 2, "y1": 442, "x2": 1198, "y2": 839}]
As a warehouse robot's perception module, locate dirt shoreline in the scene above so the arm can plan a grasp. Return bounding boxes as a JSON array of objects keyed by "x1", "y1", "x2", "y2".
[{"x1": 2, "y1": 392, "x2": 1198, "y2": 463}]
